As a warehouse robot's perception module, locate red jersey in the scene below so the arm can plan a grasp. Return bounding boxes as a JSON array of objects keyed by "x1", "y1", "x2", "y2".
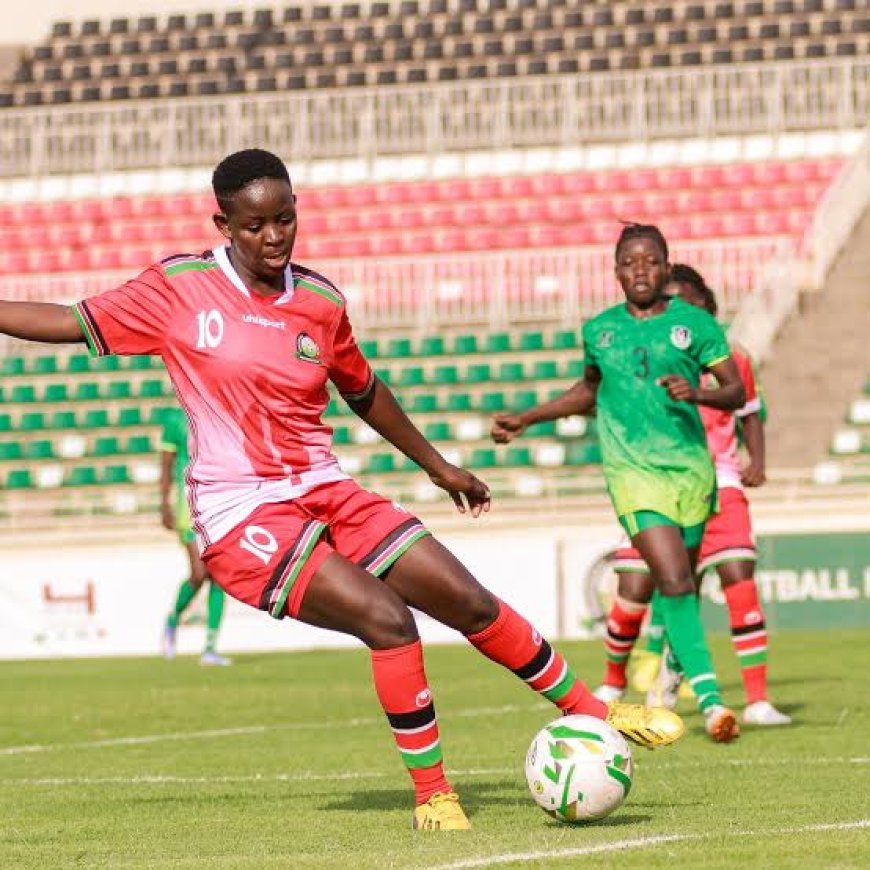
[
  {"x1": 73, "y1": 246, "x2": 374, "y2": 549},
  {"x1": 699, "y1": 345, "x2": 761, "y2": 491}
]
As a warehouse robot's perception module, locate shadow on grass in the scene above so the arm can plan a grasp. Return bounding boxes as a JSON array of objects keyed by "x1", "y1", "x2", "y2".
[{"x1": 540, "y1": 812, "x2": 653, "y2": 828}]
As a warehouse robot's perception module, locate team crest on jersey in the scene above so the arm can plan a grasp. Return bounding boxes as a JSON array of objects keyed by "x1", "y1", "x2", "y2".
[
  {"x1": 295, "y1": 333, "x2": 322, "y2": 365},
  {"x1": 597, "y1": 330, "x2": 614, "y2": 349},
  {"x1": 670, "y1": 326, "x2": 692, "y2": 350}
]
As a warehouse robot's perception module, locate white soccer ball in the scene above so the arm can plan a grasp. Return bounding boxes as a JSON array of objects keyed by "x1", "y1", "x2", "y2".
[{"x1": 524, "y1": 714, "x2": 633, "y2": 823}]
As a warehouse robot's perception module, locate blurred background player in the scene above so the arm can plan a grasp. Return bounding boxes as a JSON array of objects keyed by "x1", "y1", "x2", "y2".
[
  {"x1": 608, "y1": 265, "x2": 791, "y2": 726},
  {"x1": 492, "y1": 223, "x2": 745, "y2": 743},
  {"x1": 160, "y1": 405, "x2": 231, "y2": 667}
]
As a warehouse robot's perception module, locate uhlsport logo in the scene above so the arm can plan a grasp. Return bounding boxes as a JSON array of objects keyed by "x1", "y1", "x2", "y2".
[
  {"x1": 295, "y1": 332, "x2": 322, "y2": 364},
  {"x1": 532, "y1": 629, "x2": 542, "y2": 646},
  {"x1": 670, "y1": 325, "x2": 692, "y2": 350},
  {"x1": 415, "y1": 689, "x2": 432, "y2": 708}
]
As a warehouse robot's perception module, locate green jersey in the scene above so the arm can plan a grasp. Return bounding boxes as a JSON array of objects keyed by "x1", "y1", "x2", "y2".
[
  {"x1": 159, "y1": 407, "x2": 194, "y2": 540},
  {"x1": 581, "y1": 297, "x2": 731, "y2": 526}
]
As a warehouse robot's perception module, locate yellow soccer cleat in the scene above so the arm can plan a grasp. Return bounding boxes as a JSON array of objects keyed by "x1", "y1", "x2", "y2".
[
  {"x1": 628, "y1": 650, "x2": 662, "y2": 694},
  {"x1": 412, "y1": 791, "x2": 472, "y2": 831},
  {"x1": 606, "y1": 701, "x2": 686, "y2": 749}
]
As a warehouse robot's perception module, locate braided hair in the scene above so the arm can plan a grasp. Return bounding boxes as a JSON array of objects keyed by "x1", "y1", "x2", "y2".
[
  {"x1": 614, "y1": 222, "x2": 669, "y2": 262},
  {"x1": 212, "y1": 148, "x2": 291, "y2": 212},
  {"x1": 668, "y1": 262, "x2": 718, "y2": 316}
]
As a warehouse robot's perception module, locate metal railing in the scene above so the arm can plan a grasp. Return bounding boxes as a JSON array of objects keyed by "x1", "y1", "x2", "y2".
[
  {"x1": 0, "y1": 58, "x2": 866, "y2": 179},
  {"x1": 0, "y1": 237, "x2": 784, "y2": 329}
]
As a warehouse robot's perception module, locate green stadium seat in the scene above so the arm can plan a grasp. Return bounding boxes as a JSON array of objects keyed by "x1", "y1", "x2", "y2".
[
  {"x1": 566, "y1": 441, "x2": 602, "y2": 465},
  {"x1": 432, "y1": 365, "x2": 458, "y2": 386},
  {"x1": 127, "y1": 356, "x2": 152, "y2": 371},
  {"x1": 0, "y1": 414, "x2": 10, "y2": 432},
  {"x1": 332, "y1": 426, "x2": 351, "y2": 446},
  {"x1": 148, "y1": 406, "x2": 171, "y2": 425},
  {"x1": 93, "y1": 436, "x2": 120, "y2": 456},
  {"x1": 552, "y1": 329, "x2": 578, "y2": 350},
  {"x1": 124, "y1": 435, "x2": 152, "y2": 454},
  {"x1": 504, "y1": 446, "x2": 532, "y2": 467},
  {"x1": 26, "y1": 439, "x2": 54, "y2": 459},
  {"x1": 50, "y1": 410, "x2": 76, "y2": 430},
  {"x1": 532, "y1": 360, "x2": 559, "y2": 380},
  {"x1": 31, "y1": 355, "x2": 58, "y2": 375},
  {"x1": 106, "y1": 381, "x2": 132, "y2": 400},
  {"x1": 10, "y1": 384, "x2": 36, "y2": 403},
  {"x1": 497, "y1": 362, "x2": 525, "y2": 382},
  {"x1": 446, "y1": 393, "x2": 472, "y2": 413},
  {"x1": 116, "y1": 407, "x2": 143, "y2": 427},
  {"x1": 485, "y1": 332, "x2": 512, "y2": 353},
  {"x1": 367, "y1": 453, "x2": 396, "y2": 473},
  {"x1": 6, "y1": 469, "x2": 32, "y2": 489},
  {"x1": 400, "y1": 455, "x2": 419, "y2": 472},
  {"x1": 452, "y1": 334, "x2": 478, "y2": 354},
  {"x1": 398, "y1": 366, "x2": 425, "y2": 387},
  {"x1": 565, "y1": 358, "x2": 586, "y2": 378},
  {"x1": 419, "y1": 336, "x2": 444, "y2": 357},
  {"x1": 528, "y1": 420, "x2": 557, "y2": 437},
  {"x1": 66, "y1": 353, "x2": 90, "y2": 373},
  {"x1": 374, "y1": 368, "x2": 392, "y2": 387},
  {"x1": 424, "y1": 422, "x2": 451, "y2": 441},
  {"x1": 83, "y1": 409, "x2": 109, "y2": 428},
  {"x1": 519, "y1": 331, "x2": 544, "y2": 352},
  {"x1": 511, "y1": 390, "x2": 539, "y2": 412},
  {"x1": 479, "y1": 392, "x2": 506, "y2": 413},
  {"x1": 43, "y1": 383, "x2": 69, "y2": 403},
  {"x1": 1, "y1": 357, "x2": 24, "y2": 376},
  {"x1": 74, "y1": 381, "x2": 100, "y2": 401},
  {"x1": 0, "y1": 442, "x2": 23, "y2": 460},
  {"x1": 358, "y1": 339, "x2": 379, "y2": 358},
  {"x1": 409, "y1": 393, "x2": 438, "y2": 413},
  {"x1": 66, "y1": 465, "x2": 98, "y2": 486},
  {"x1": 465, "y1": 364, "x2": 491, "y2": 384},
  {"x1": 19, "y1": 412, "x2": 45, "y2": 431},
  {"x1": 469, "y1": 448, "x2": 497, "y2": 468},
  {"x1": 101, "y1": 464, "x2": 130, "y2": 484},
  {"x1": 387, "y1": 337, "x2": 412, "y2": 358},
  {"x1": 138, "y1": 379, "x2": 164, "y2": 398},
  {"x1": 93, "y1": 355, "x2": 120, "y2": 372}
]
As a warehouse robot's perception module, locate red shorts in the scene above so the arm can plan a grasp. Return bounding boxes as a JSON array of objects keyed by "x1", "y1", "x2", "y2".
[
  {"x1": 202, "y1": 480, "x2": 429, "y2": 620},
  {"x1": 611, "y1": 487, "x2": 755, "y2": 576}
]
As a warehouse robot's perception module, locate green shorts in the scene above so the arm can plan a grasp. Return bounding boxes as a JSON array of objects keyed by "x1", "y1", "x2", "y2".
[
  {"x1": 618, "y1": 510, "x2": 707, "y2": 549},
  {"x1": 176, "y1": 495, "x2": 195, "y2": 546}
]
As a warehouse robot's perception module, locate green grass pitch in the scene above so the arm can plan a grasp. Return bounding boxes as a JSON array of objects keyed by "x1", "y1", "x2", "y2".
[{"x1": 0, "y1": 629, "x2": 868, "y2": 868}]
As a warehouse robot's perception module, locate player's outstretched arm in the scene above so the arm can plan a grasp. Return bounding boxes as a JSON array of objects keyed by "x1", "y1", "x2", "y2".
[
  {"x1": 659, "y1": 357, "x2": 745, "y2": 411},
  {"x1": 740, "y1": 411, "x2": 766, "y2": 487},
  {"x1": 491, "y1": 369, "x2": 600, "y2": 444},
  {"x1": 345, "y1": 376, "x2": 490, "y2": 517},
  {"x1": 0, "y1": 301, "x2": 85, "y2": 344}
]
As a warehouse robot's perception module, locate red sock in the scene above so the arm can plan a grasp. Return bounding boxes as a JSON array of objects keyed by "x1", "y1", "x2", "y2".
[
  {"x1": 467, "y1": 599, "x2": 607, "y2": 719},
  {"x1": 370, "y1": 640, "x2": 450, "y2": 805},
  {"x1": 603, "y1": 597, "x2": 647, "y2": 689},
  {"x1": 723, "y1": 579, "x2": 768, "y2": 704}
]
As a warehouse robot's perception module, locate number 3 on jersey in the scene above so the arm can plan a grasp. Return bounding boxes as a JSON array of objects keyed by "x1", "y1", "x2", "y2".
[
  {"x1": 196, "y1": 309, "x2": 224, "y2": 349},
  {"x1": 632, "y1": 346, "x2": 649, "y2": 379}
]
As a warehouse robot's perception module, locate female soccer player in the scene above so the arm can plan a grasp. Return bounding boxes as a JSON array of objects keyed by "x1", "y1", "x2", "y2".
[
  {"x1": 0, "y1": 150, "x2": 682, "y2": 832},
  {"x1": 492, "y1": 224, "x2": 745, "y2": 743},
  {"x1": 160, "y1": 405, "x2": 231, "y2": 666},
  {"x1": 607, "y1": 265, "x2": 791, "y2": 726}
]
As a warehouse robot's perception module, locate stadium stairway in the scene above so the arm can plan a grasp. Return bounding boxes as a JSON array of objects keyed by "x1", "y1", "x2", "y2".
[{"x1": 763, "y1": 206, "x2": 870, "y2": 469}]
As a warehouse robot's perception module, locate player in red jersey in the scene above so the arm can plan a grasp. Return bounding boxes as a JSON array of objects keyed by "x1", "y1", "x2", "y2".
[
  {"x1": 597, "y1": 264, "x2": 791, "y2": 726},
  {"x1": 0, "y1": 149, "x2": 683, "y2": 831}
]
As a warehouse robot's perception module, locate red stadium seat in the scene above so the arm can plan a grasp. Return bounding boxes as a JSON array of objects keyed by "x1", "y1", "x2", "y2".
[
  {"x1": 345, "y1": 185, "x2": 376, "y2": 207},
  {"x1": 326, "y1": 212, "x2": 361, "y2": 234},
  {"x1": 467, "y1": 177, "x2": 501, "y2": 200},
  {"x1": 655, "y1": 166, "x2": 692, "y2": 189},
  {"x1": 485, "y1": 202, "x2": 520, "y2": 225},
  {"x1": 529, "y1": 175, "x2": 564, "y2": 198},
  {"x1": 399, "y1": 232, "x2": 434, "y2": 255},
  {"x1": 752, "y1": 163, "x2": 787, "y2": 186},
  {"x1": 375, "y1": 183, "x2": 411, "y2": 206},
  {"x1": 500, "y1": 176, "x2": 534, "y2": 198},
  {"x1": 720, "y1": 164, "x2": 754, "y2": 187},
  {"x1": 89, "y1": 248, "x2": 123, "y2": 270},
  {"x1": 690, "y1": 166, "x2": 724, "y2": 189},
  {"x1": 453, "y1": 203, "x2": 487, "y2": 226},
  {"x1": 432, "y1": 228, "x2": 468, "y2": 253},
  {"x1": 496, "y1": 226, "x2": 532, "y2": 249},
  {"x1": 438, "y1": 179, "x2": 471, "y2": 201},
  {"x1": 422, "y1": 205, "x2": 454, "y2": 228},
  {"x1": 337, "y1": 237, "x2": 372, "y2": 257}
]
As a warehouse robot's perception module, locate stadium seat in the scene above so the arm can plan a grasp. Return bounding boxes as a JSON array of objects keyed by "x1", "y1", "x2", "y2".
[
  {"x1": 43, "y1": 384, "x2": 69, "y2": 403},
  {"x1": 116, "y1": 408, "x2": 143, "y2": 427},
  {"x1": 124, "y1": 435, "x2": 152, "y2": 454},
  {"x1": 409, "y1": 393, "x2": 439, "y2": 414},
  {"x1": 93, "y1": 436, "x2": 120, "y2": 456},
  {"x1": 74, "y1": 381, "x2": 100, "y2": 401},
  {"x1": 101, "y1": 464, "x2": 131, "y2": 484},
  {"x1": 468, "y1": 448, "x2": 497, "y2": 468},
  {"x1": 6, "y1": 469, "x2": 33, "y2": 489},
  {"x1": 0, "y1": 442, "x2": 23, "y2": 460},
  {"x1": 66, "y1": 465, "x2": 98, "y2": 486},
  {"x1": 26, "y1": 440, "x2": 54, "y2": 459}
]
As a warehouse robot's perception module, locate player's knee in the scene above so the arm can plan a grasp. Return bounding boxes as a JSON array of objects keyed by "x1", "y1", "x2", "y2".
[
  {"x1": 457, "y1": 587, "x2": 500, "y2": 635},
  {"x1": 658, "y1": 576, "x2": 695, "y2": 597},
  {"x1": 363, "y1": 600, "x2": 419, "y2": 649}
]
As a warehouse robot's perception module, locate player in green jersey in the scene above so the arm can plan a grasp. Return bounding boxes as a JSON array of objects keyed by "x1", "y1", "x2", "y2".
[
  {"x1": 491, "y1": 223, "x2": 745, "y2": 742},
  {"x1": 160, "y1": 407, "x2": 231, "y2": 666}
]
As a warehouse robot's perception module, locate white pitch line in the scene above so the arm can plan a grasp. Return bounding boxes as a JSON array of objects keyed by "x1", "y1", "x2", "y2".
[
  {"x1": 427, "y1": 820, "x2": 870, "y2": 870},
  {"x1": 0, "y1": 703, "x2": 538, "y2": 757},
  {"x1": 1, "y1": 757, "x2": 868, "y2": 788}
]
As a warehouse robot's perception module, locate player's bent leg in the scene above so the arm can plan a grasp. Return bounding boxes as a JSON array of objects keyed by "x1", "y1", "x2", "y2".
[{"x1": 385, "y1": 537, "x2": 683, "y2": 750}]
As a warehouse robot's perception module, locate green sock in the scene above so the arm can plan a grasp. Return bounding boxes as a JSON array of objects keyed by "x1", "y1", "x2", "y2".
[
  {"x1": 645, "y1": 591, "x2": 666, "y2": 656},
  {"x1": 205, "y1": 581, "x2": 225, "y2": 654},
  {"x1": 167, "y1": 579, "x2": 198, "y2": 629},
  {"x1": 658, "y1": 593, "x2": 722, "y2": 713}
]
